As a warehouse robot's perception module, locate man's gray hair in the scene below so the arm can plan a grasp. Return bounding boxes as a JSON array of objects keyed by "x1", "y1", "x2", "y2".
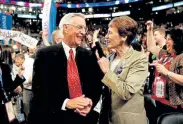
[{"x1": 59, "y1": 13, "x2": 85, "y2": 35}]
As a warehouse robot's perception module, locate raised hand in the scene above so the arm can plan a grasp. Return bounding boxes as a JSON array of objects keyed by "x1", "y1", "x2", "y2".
[
  {"x1": 98, "y1": 57, "x2": 110, "y2": 74},
  {"x1": 93, "y1": 28, "x2": 100, "y2": 42},
  {"x1": 145, "y1": 21, "x2": 154, "y2": 31}
]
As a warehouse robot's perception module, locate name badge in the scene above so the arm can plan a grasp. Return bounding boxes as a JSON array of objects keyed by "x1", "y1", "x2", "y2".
[
  {"x1": 152, "y1": 76, "x2": 166, "y2": 99},
  {"x1": 5, "y1": 101, "x2": 16, "y2": 123}
]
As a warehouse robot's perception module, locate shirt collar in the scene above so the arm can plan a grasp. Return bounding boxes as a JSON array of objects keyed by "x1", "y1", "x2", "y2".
[{"x1": 61, "y1": 41, "x2": 76, "y2": 58}]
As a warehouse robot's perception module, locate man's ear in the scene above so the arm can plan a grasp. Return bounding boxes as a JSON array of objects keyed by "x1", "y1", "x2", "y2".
[{"x1": 63, "y1": 24, "x2": 68, "y2": 34}]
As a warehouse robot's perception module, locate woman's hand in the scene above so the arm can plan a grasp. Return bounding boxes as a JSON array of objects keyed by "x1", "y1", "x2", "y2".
[
  {"x1": 145, "y1": 21, "x2": 154, "y2": 31},
  {"x1": 154, "y1": 62, "x2": 169, "y2": 76},
  {"x1": 14, "y1": 86, "x2": 22, "y2": 94},
  {"x1": 98, "y1": 57, "x2": 110, "y2": 74},
  {"x1": 92, "y1": 29, "x2": 100, "y2": 44}
]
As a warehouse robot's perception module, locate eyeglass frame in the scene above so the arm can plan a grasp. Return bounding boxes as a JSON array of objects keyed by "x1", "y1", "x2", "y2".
[{"x1": 66, "y1": 24, "x2": 88, "y2": 33}]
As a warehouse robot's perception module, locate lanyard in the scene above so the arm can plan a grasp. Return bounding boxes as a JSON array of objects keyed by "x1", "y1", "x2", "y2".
[
  {"x1": 0, "y1": 67, "x2": 9, "y2": 101},
  {"x1": 0, "y1": 68, "x2": 3, "y2": 88}
]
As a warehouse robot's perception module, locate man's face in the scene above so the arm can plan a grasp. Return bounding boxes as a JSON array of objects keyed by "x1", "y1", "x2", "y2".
[
  {"x1": 55, "y1": 34, "x2": 63, "y2": 44},
  {"x1": 64, "y1": 16, "x2": 86, "y2": 47},
  {"x1": 154, "y1": 31, "x2": 163, "y2": 44}
]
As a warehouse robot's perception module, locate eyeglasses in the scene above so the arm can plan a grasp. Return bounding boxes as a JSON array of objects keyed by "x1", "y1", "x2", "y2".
[{"x1": 67, "y1": 24, "x2": 88, "y2": 33}]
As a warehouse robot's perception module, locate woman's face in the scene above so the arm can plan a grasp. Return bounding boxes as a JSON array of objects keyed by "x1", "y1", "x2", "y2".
[
  {"x1": 105, "y1": 25, "x2": 122, "y2": 49},
  {"x1": 86, "y1": 34, "x2": 92, "y2": 42},
  {"x1": 166, "y1": 34, "x2": 174, "y2": 54}
]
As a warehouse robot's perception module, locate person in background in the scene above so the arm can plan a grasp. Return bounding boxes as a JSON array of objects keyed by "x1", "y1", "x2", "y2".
[
  {"x1": 0, "y1": 45, "x2": 25, "y2": 124},
  {"x1": 22, "y1": 45, "x2": 39, "y2": 119},
  {"x1": 98, "y1": 16, "x2": 148, "y2": 124},
  {"x1": 146, "y1": 20, "x2": 183, "y2": 122},
  {"x1": 154, "y1": 28, "x2": 166, "y2": 49},
  {"x1": 41, "y1": 30, "x2": 64, "y2": 46},
  {"x1": 28, "y1": 13, "x2": 103, "y2": 124},
  {"x1": 52, "y1": 30, "x2": 64, "y2": 44}
]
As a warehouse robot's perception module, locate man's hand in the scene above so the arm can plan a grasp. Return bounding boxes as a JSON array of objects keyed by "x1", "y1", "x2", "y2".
[
  {"x1": 66, "y1": 95, "x2": 90, "y2": 109},
  {"x1": 74, "y1": 98, "x2": 93, "y2": 116}
]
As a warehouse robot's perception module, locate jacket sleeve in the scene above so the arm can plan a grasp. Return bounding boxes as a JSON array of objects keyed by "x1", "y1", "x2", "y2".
[
  {"x1": 102, "y1": 54, "x2": 148, "y2": 100},
  {"x1": 1, "y1": 64, "x2": 24, "y2": 93},
  {"x1": 85, "y1": 52, "x2": 103, "y2": 108},
  {"x1": 27, "y1": 49, "x2": 46, "y2": 124}
]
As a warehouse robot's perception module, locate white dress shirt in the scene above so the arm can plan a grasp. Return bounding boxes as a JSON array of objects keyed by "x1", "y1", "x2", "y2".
[
  {"x1": 62, "y1": 41, "x2": 76, "y2": 59},
  {"x1": 22, "y1": 57, "x2": 34, "y2": 90},
  {"x1": 61, "y1": 41, "x2": 77, "y2": 111}
]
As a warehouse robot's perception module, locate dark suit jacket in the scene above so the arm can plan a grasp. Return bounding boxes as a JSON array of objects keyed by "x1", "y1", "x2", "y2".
[{"x1": 28, "y1": 43, "x2": 103, "y2": 124}]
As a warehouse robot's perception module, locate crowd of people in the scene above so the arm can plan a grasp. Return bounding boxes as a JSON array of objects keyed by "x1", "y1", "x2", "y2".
[{"x1": 0, "y1": 12, "x2": 183, "y2": 124}]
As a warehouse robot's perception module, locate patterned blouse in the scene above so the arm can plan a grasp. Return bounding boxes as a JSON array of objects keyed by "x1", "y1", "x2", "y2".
[{"x1": 159, "y1": 49, "x2": 183, "y2": 106}]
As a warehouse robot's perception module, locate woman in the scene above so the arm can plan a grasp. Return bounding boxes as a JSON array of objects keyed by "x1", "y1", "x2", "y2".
[
  {"x1": 0, "y1": 45, "x2": 25, "y2": 124},
  {"x1": 98, "y1": 16, "x2": 148, "y2": 124},
  {"x1": 146, "y1": 21, "x2": 183, "y2": 118}
]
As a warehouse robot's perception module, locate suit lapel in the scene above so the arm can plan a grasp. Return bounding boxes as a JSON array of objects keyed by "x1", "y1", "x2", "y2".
[
  {"x1": 57, "y1": 43, "x2": 69, "y2": 96},
  {"x1": 113, "y1": 47, "x2": 134, "y2": 74},
  {"x1": 75, "y1": 47, "x2": 84, "y2": 89}
]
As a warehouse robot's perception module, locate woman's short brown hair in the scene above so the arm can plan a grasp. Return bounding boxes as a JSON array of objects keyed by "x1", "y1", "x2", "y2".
[{"x1": 109, "y1": 16, "x2": 137, "y2": 45}]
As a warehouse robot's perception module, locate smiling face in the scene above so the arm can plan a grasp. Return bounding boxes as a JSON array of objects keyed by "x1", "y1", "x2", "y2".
[
  {"x1": 63, "y1": 16, "x2": 86, "y2": 48},
  {"x1": 166, "y1": 34, "x2": 174, "y2": 54},
  {"x1": 105, "y1": 25, "x2": 122, "y2": 49},
  {"x1": 105, "y1": 16, "x2": 137, "y2": 49}
]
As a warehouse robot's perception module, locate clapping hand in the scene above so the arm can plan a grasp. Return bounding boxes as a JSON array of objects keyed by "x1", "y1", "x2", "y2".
[
  {"x1": 66, "y1": 95, "x2": 93, "y2": 117},
  {"x1": 74, "y1": 98, "x2": 93, "y2": 117},
  {"x1": 96, "y1": 50, "x2": 110, "y2": 74}
]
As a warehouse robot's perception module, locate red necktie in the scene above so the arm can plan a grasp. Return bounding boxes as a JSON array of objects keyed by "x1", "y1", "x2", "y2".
[{"x1": 67, "y1": 49, "x2": 82, "y2": 98}]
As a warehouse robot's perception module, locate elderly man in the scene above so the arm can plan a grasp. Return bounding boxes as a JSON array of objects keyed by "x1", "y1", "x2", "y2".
[{"x1": 27, "y1": 13, "x2": 103, "y2": 124}]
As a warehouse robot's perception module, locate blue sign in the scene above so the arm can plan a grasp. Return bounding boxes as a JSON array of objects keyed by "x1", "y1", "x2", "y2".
[
  {"x1": 0, "y1": 13, "x2": 12, "y2": 44},
  {"x1": 0, "y1": 13, "x2": 12, "y2": 30},
  {"x1": 48, "y1": 0, "x2": 57, "y2": 42}
]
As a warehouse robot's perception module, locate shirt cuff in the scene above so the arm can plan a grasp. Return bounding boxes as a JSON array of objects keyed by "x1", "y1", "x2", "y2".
[{"x1": 61, "y1": 98, "x2": 69, "y2": 111}]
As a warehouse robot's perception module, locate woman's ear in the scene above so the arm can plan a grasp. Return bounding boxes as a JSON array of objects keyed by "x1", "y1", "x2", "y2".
[{"x1": 120, "y1": 36, "x2": 127, "y2": 43}]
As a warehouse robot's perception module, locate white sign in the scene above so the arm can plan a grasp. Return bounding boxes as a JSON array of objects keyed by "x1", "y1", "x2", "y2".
[
  {"x1": 0, "y1": 29, "x2": 38, "y2": 48},
  {"x1": 42, "y1": 0, "x2": 52, "y2": 40}
]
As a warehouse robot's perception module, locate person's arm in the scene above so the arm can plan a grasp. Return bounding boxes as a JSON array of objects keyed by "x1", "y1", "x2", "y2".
[
  {"x1": 2, "y1": 64, "x2": 25, "y2": 92},
  {"x1": 167, "y1": 72, "x2": 183, "y2": 85},
  {"x1": 100, "y1": 54, "x2": 148, "y2": 100},
  {"x1": 155, "y1": 55, "x2": 183, "y2": 85},
  {"x1": 40, "y1": 31, "x2": 51, "y2": 46},
  {"x1": 146, "y1": 21, "x2": 161, "y2": 57}
]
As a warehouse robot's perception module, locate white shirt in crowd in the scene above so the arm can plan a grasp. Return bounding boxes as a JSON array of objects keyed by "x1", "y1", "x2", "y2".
[{"x1": 22, "y1": 57, "x2": 34, "y2": 90}]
